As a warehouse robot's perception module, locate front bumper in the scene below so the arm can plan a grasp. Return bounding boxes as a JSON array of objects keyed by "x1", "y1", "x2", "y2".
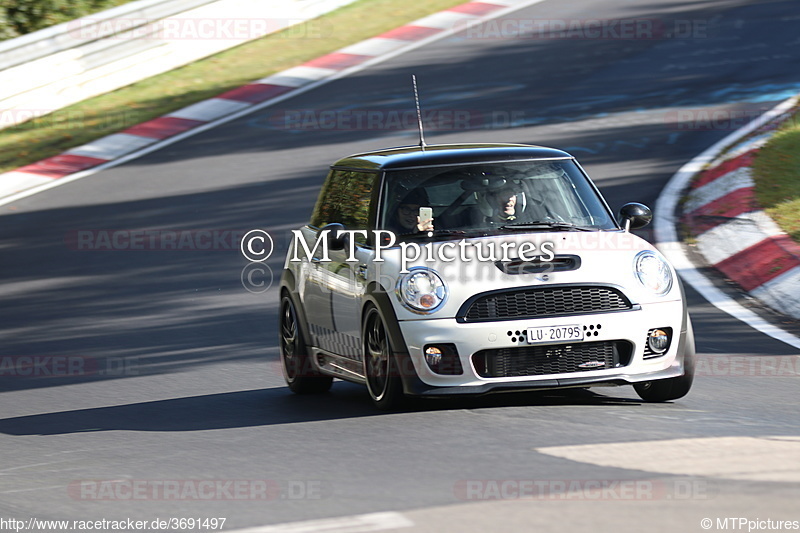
[{"x1": 396, "y1": 301, "x2": 689, "y2": 396}]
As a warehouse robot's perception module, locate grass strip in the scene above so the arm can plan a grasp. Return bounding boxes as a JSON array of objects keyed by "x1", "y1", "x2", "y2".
[
  {"x1": 0, "y1": 0, "x2": 464, "y2": 174},
  {"x1": 752, "y1": 110, "x2": 800, "y2": 242}
]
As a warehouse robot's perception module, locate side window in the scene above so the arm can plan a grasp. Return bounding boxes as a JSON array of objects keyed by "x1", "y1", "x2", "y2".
[{"x1": 310, "y1": 170, "x2": 377, "y2": 233}]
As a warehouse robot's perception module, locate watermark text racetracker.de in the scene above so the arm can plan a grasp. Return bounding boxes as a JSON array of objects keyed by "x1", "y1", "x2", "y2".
[
  {"x1": 66, "y1": 229, "x2": 246, "y2": 251},
  {"x1": 455, "y1": 17, "x2": 711, "y2": 40},
  {"x1": 264, "y1": 109, "x2": 524, "y2": 132},
  {"x1": 68, "y1": 479, "x2": 331, "y2": 501},
  {"x1": 0, "y1": 355, "x2": 138, "y2": 378},
  {"x1": 663, "y1": 109, "x2": 799, "y2": 131},
  {"x1": 0, "y1": 517, "x2": 227, "y2": 531},
  {"x1": 455, "y1": 479, "x2": 715, "y2": 501},
  {"x1": 694, "y1": 354, "x2": 800, "y2": 377},
  {"x1": 67, "y1": 17, "x2": 331, "y2": 40},
  {"x1": 1, "y1": 108, "x2": 139, "y2": 130}
]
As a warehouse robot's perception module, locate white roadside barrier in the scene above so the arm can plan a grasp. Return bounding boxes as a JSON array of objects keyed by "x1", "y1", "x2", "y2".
[{"x1": 0, "y1": 0, "x2": 358, "y2": 130}]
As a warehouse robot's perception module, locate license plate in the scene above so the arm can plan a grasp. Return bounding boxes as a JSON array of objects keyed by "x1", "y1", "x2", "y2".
[{"x1": 526, "y1": 324, "x2": 583, "y2": 344}]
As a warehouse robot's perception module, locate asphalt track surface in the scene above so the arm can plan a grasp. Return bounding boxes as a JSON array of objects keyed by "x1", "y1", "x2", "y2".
[{"x1": 1, "y1": 0, "x2": 800, "y2": 531}]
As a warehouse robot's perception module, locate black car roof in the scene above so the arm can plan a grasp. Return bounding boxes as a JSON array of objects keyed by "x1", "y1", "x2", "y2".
[{"x1": 331, "y1": 143, "x2": 573, "y2": 171}]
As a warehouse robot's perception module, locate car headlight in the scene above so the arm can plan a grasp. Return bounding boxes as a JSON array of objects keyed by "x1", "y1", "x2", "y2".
[
  {"x1": 396, "y1": 267, "x2": 447, "y2": 313},
  {"x1": 634, "y1": 251, "x2": 673, "y2": 296}
]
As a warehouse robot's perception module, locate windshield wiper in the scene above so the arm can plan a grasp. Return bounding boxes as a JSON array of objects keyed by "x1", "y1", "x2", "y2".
[{"x1": 499, "y1": 221, "x2": 595, "y2": 232}]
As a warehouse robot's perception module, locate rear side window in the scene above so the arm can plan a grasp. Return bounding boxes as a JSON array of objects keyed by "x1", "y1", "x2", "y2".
[{"x1": 310, "y1": 169, "x2": 378, "y2": 231}]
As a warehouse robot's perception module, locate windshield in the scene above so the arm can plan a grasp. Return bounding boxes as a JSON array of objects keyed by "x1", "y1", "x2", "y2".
[{"x1": 379, "y1": 159, "x2": 617, "y2": 237}]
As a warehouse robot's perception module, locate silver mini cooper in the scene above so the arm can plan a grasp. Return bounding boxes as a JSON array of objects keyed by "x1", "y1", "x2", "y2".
[{"x1": 279, "y1": 143, "x2": 694, "y2": 409}]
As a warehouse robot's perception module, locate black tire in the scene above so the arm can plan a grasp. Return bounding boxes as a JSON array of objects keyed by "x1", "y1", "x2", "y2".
[
  {"x1": 279, "y1": 294, "x2": 332, "y2": 394},
  {"x1": 634, "y1": 321, "x2": 695, "y2": 402},
  {"x1": 362, "y1": 305, "x2": 404, "y2": 410}
]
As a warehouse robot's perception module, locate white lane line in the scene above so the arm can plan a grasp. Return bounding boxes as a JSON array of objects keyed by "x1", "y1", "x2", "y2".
[
  {"x1": 225, "y1": 512, "x2": 413, "y2": 533},
  {"x1": 536, "y1": 436, "x2": 800, "y2": 483},
  {"x1": 0, "y1": 172, "x2": 53, "y2": 195},
  {"x1": 654, "y1": 93, "x2": 800, "y2": 351},
  {"x1": 0, "y1": 0, "x2": 549, "y2": 209}
]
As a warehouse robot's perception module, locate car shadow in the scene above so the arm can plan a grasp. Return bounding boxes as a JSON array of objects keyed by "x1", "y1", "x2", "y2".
[{"x1": 0, "y1": 383, "x2": 643, "y2": 436}]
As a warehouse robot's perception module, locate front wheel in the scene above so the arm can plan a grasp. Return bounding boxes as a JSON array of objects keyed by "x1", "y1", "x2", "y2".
[
  {"x1": 362, "y1": 305, "x2": 404, "y2": 410},
  {"x1": 279, "y1": 294, "x2": 332, "y2": 394}
]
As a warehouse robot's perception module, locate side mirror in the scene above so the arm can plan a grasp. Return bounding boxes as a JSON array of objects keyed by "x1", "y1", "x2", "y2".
[
  {"x1": 618, "y1": 203, "x2": 652, "y2": 231},
  {"x1": 320, "y1": 223, "x2": 348, "y2": 251}
]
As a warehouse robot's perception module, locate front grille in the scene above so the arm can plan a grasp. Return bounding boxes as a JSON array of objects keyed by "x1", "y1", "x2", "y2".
[
  {"x1": 473, "y1": 340, "x2": 633, "y2": 378},
  {"x1": 461, "y1": 285, "x2": 633, "y2": 322}
]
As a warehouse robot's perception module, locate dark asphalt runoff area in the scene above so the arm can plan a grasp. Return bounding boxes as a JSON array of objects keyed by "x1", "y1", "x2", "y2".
[{"x1": 1, "y1": 0, "x2": 799, "y2": 531}]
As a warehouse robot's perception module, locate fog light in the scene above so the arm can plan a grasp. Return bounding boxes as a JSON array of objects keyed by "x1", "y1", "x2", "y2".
[
  {"x1": 647, "y1": 329, "x2": 670, "y2": 353},
  {"x1": 424, "y1": 346, "x2": 443, "y2": 367},
  {"x1": 422, "y1": 344, "x2": 463, "y2": 375}
]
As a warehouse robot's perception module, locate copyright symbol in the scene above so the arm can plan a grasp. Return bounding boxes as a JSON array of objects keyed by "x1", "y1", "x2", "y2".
[
  {"x1": 241, "y1": 263, "x2": 273, "y2": 294},
  {"x1": 241, "y1": 229, "x2": 273, "y2": 262},
  {"x1": 701, "y1": 518, "x2": 712, "y2": 530}
]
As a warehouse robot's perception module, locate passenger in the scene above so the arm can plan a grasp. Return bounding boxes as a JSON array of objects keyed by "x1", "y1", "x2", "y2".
[{"x1": 387, "y1": 188, "x2": 434, "y2": 234}]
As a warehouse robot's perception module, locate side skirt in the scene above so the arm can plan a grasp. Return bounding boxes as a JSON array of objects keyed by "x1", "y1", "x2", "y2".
[{"x1": 312, "y1": 348, "x2": 366, "y2": 384}]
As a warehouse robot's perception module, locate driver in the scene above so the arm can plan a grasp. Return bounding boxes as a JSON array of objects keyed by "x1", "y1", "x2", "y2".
[{"x1": 484, "y1": 185, "x2": 521, "y2": 224}]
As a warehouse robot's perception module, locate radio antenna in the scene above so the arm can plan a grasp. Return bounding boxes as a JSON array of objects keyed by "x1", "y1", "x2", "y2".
[{"x1": 412, "y1": 74, "x2": 426, "y2": 151}]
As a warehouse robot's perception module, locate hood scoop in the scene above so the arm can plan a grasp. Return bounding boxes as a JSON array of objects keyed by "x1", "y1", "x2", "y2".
[{"x1": 495, "y1": 254, "x2": 581, "y2": 275}]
